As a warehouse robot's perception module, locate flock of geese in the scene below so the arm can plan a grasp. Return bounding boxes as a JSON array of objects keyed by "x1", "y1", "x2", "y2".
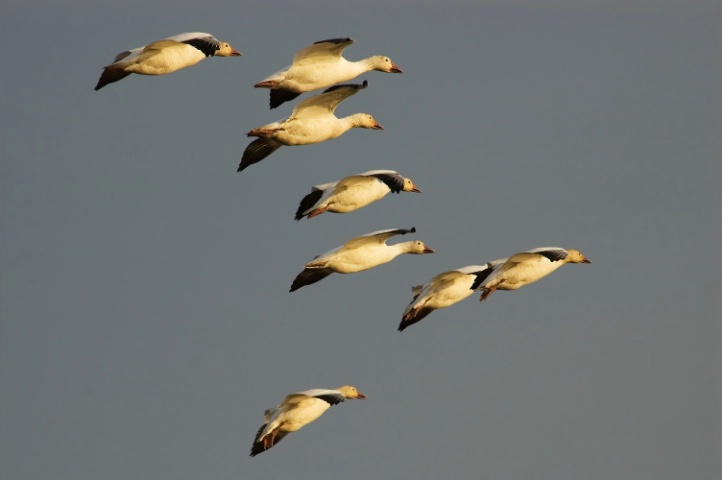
[{"x1": 95, "y1": 32, "x2": 592, "y2": 458}]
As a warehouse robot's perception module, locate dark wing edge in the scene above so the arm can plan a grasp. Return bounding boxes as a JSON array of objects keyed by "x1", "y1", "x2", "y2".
[
  {"x1": 313, "y1": 37, "x2": 353, "y2": 45},
  {"x1": 535, "y1": 249, "x2": 568, "y2": 262},
  {"x1": 371, "y1": 172, "x2": 404, "y2": 193},
  {"x1": 295, "y1": 189, "x2": 325, "y2": 220},
  {"x1": 238, "y1": 139, "x2": 282, "y2": 172},
  {"x1": 314, "y1": 392, "x2": 346, "y2": 406},
  {"x1": 183, "y1": 36, "x2": 220, "y2": 57},
  {"x1": 469, "y1": 263, "x2": 501, "y2": 290},
  {"x1": 289, "y1": 268, "x2": 334, "y2": 292},
  {"x1": 249, "y1": 423, "x2": 290, "y2": 457},
  {"x1": 322, "y1": 79, "x2": 368, "y2": 94},
  {"x1": 398, "y1": 307, "x2": 434, "y2": 332},
  {"x1": 269, "y1": 89, "x2": 302, "y2": 109}
]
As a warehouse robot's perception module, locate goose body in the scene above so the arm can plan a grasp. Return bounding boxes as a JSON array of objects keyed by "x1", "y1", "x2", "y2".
[
  {"x1": 295, "y1": 170, "x2": 421, "y2": 220},
  {"x1": 255, "y1": 37, "x2": 402, "y2": 108},
  {"x1": 238, "y1": 81, "x2": 382, "y2": 172},
  {"x1": 477, "y1": 247, "x2": 591, "y2": 301},
  {"x1": 290, "y1": 227, "x2": 435, "y2": 291},
  {"x1": 94, "y1": 32, "x2": 241, "y2": 90},
  {"x1": 399, "y1": 260, "x2": 507, "y2": 331},
  {"x1": 250, "y1": 385, "x2": 366, "y2": 457}
]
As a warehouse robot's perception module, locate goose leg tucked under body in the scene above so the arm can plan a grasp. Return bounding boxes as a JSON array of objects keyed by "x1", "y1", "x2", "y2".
[
  {"x1": 398, "y1": 260, "x2": 505, "y2": 332},
  {"x1": 250, "y1": 386, "x2": 366, "y2": 457}
]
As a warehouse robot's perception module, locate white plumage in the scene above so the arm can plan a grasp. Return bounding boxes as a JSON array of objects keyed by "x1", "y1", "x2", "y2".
[
  {"x1": 294, "y1": 170, "x2": 421, "y2": 220},
  {"x1": 238, "y1": 80, "x2": 383, "y2": 172},
  {"x1": 290, "y1": 227, "x2": 435, "y2": 292},
  {"x1": 477, "y1": 247, "x2": 591, "y2": 301},
  {"x1": 399, "y1": 260, "x2": 507, "y2": 331},
  {"x1": 250, "y1": 386, "x2": 366, "y2": 457},
  {"x1": 254, "y1": 37, "x2": 402, "y2": 109},
  {"x1": 94, "y1": 32, "x2": 241, "y2": 91}
]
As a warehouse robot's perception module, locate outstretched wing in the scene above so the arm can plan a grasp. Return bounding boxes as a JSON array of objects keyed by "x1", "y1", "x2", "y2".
[
  {"x1": 290, "y1": 267, "x2": 334, "y2": 292},
  {"x1": 237, "y1": 139, "x2": 283, "y2": 172},
  {"x1": 292, "y1": 37, "x2": 354, "y2": 66},
  {"x1": 291, "y1": 80, "x2": 368, "y2": 118},
  {"x1": 342, "y1": 227, "x2": 416, "y2": 249}
]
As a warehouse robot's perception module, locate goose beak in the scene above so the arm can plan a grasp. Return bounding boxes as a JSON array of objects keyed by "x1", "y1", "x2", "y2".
[
  {"x1": 356, "y1": 392, "x2": 367, "y2": 399},
  {"x1": 390, "y1": 63, "x2": 403, "y2": 74},
  {"x1": 372, "y1": 123, "x2": 384, "y2": 130},
  {"x1": 423, "y1": 246, "x2": 436, "y2": 254},
  {"x1": 230, "y1": 49, "x2": 243, "y2": 56},
  {"x1": 410, "y1": 185, "x2": 422, "y2": 193},
  {"x1": 582, "y1": 257, "x2": 591, "y2": 264}
]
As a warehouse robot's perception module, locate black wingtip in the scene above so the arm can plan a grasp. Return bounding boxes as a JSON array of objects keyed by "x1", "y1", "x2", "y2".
[
  {"x1": 313, "y1": 37, "x2": 354, "y2": 45},
  {"x1": 269, "y1": 89, "x2": 301, "y2": 109}
]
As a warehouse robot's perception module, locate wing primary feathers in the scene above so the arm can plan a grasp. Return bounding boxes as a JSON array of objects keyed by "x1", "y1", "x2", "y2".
[
  {"x1": 295, "y1": 189, "x2": 325, "y2": 220},
  {"x1": 290, "y1": 268, "x2": 334, "y2": 292},
  {"x1": 313, "y1": 37, "x2": 353, "y2": 45},
  {"x1": 535, "y1": 249, "x2": 568, "y2": 262},
  {"x1": 269, "y1": 89, "x2": 302, "y2": 109},
  {"x1": 238, "y1": 139, "x2": 282, "y2": 172},
  {"x1": 182, "y1": 36, "x2": 219, "y2": 57}
]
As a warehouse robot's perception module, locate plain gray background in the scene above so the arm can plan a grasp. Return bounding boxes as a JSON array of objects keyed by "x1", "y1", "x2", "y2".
[{"x1": 2, "y1": 1, "x2": 720, "y2": 479}]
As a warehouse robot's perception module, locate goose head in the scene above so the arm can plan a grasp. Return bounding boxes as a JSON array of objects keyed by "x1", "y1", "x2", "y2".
[
  {"x1": 404, "y1": 240, "x2": 435, "y2": 255},
  {"x1": 566, "y1": 249, "x2": 591, "y2": 264},
  {"x1": 216, "y1": 42, "x2": 243, "y2": 57},
  {"x1": 369, "y1": 55, "x2": 403, "y2": 74},
  {"x1": 402, "y1": 177, "x2": 422, "y2": 193},
  {"x1": 336, "y1": 385, "x2": 367, "y2": 399},
  {"x1": 351, "y1": 113, "x2": 384, "y2": 130}
]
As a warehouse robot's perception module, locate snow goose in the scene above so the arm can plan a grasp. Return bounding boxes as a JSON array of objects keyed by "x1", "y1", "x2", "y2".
[
  {"x1": 254, "y1": 37, "x2": 403, "y2": 109},
  {"x1": 477, "y1": 247, "x2": 591, "y2": 301},
  {"x1": 94, "y1": 32, "x2": 241, "y2": 91},
  {"x1": 295, "y1": 170, "x2": 421, "y2": 220},
  {"x1": 399, "y1": 259, "x2": 507, "y2": 332},
  {"x1": 250, "y1": 385, "x2": 366, "y2": 456},
  {"x1": 238, "y1": 80, "x2": 382, "y2": 172},
  {"x1": 290, "y1": 227, "x2": 435, "y2": 292}
]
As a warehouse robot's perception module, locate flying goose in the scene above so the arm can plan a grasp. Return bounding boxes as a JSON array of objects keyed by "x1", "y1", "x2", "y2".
[
  {"x1": 295, "y1": 170, "x2": 421, "y2": 220},
  {"x1": 254, "y1": 37, "x2": 402, "y2": 108},
  {"x1": 250, "y1": 386, "x2": 366, "y2": 457},
  {"x1": 290, "y1": 227, "x2": 435, "y2": 292},
  {"x1": 94, "y1": 32, "x2": 241, "y2": 91},
  {"x1": 238, "y1": 80, "x2": 382, "y2": 172},
  {"x1": 399, "y1": 259, "x2": 507, "y2": 331},
  {"x1": 477, "y1": 247, "x2": 591, "y2": 301}
]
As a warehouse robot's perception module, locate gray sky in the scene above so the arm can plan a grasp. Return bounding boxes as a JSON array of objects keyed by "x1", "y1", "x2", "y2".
[{"x1": 2, "y1": 1, "x2": 720, "y2": 479}]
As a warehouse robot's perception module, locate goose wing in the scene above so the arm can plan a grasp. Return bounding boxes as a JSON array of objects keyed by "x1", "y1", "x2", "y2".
[
  {"x1": 291, "y1": 80, "x2": 368, "y2": 118},
  {"x1": 292, "y1": 37, "x2": 354, "y2": 66}
]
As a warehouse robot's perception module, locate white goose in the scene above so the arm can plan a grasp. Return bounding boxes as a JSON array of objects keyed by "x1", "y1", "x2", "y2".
[
  {"x1": 290, "y1": 227, "x2": 435, "y2": 292},
  {"x1": 295, "y1": 170, "x2": 421, "y2": 220},
  {"x1": 250, "y1": 385, "x2": 366, "y2": 457},
  {"x1": 238, "y1": 80, "x2": 382, "y2": 172},
  {"x1": 477, "y1": 247, "x2": 591, "y2": 301},
  {"x1": 399, "y1": 259, "x2": 507, "y2": 332},
  {"x1": 255, "y1": 37, "x2": 403, "y2": 109},
  {"x1": 94, "y1": 32, "x2": 241, "y2": 91}
]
